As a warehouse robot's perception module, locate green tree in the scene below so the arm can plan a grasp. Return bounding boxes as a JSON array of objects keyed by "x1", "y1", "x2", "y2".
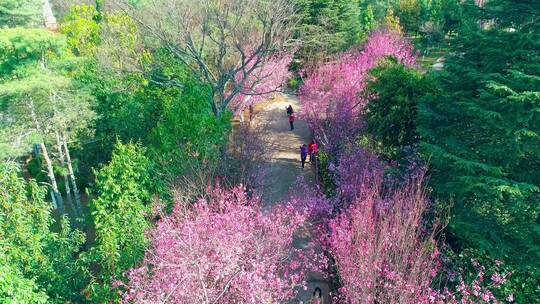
[
  {"x1": 394, "y1": 0, "x2": 423, "y2": 33},
  {"x1": 60, "y1": 4, "x2": 101, "y2": 56},
  {"x1": 0, "y1": 28, "x2": 68, "y2": 212},
  {"x1": 0, "y1": 256, "x2": 48, "y2": 304},
  {"x1": 364, "y1": 58, "x2": 434, "y2": 158},
  {"x1": 418, "y1": 0, "x2": 540, "y2": 300},
  {"x1": 358, "y1": 4, "x2": 377, "y2": 41},
  {"x1": 86, "y1": 142, "x2": 152, "y2": 302},
  {"x1": 0, "y1": 28, "x2": 95, "y2": 215},
  {"x1": 0, "y1": 0, "x2": 41, "y2": 27},
  {"x1": 0, "y1": 162, "x2": 88, "y2": 303},
  {"x1": 291, "y1": 0, "x2": 362, "y2": 63},
  {"x1": 148, "y1": 51, "x2": 231, "y2": 176}
]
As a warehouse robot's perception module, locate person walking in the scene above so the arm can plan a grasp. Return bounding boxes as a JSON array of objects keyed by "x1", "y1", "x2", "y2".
[
  {"x1": 289, "y1": 112, "x2": 296, "y2": 130},
  {"x1": 308, "y1": 139, "x2": 318, "y2": 163},
  {"x1": 308, "y1": 140, "x2": 314, "y2": 163},
  {"x1": 310, "y1": 287, "x2": 324, "y2": 304},
  {"x1": 300, "y1": 144, "x2": 308, "y2": 168},
  {"x1": 286, "y1": 104, "x2": 294, "y2": 116}
]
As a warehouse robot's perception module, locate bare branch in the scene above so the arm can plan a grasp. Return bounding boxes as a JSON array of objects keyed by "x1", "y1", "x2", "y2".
[{"x1": 111, "y1": 0, "x2": 296, "y2": 117}]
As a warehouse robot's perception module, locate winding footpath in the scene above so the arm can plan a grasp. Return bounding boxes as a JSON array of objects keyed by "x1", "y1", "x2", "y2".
[{"x1": 251, "y1": 94, "x2": 331, "y2": 303}]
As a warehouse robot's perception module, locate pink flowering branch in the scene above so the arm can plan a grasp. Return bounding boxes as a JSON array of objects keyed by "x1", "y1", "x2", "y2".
[
  {"x1": 322, "y1": 147, "x2": 510, "y2": 303},
  {"x1": 327, "y1": 168, "x2": 441, "y2": 303}
]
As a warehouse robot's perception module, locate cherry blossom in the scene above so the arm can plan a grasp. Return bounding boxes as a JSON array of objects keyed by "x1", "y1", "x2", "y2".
[{"x1": 121, "y1": 186, "x2": 312, "y2": 303}]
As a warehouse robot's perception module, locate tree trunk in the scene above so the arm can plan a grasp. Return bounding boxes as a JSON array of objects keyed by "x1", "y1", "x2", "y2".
[
  {"x1": 56, "y1": 131, "x2": 76, "y2": 216},
  {"x1": 28, "y1": 99, "x2": 64, "y2": 213},
  {"x1": 62, "y1": 132, "x2": 83, "y2": 216},
  {"x1": 41, "y1": 141, "x2": 64, "y2": 213},
  {"x1": 42, "y1": 0, "x2": 58, "y2": 31},
  {"x1": 50, "y1": 190, "x2": 58, "y2": 209}
]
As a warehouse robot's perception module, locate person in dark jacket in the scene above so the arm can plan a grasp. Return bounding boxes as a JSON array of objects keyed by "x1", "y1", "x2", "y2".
[
  {"x1": 286, "y1": 104, "x2": 294, "y2": 116},
  {"x1": 300, "y1": 144, "x2": 308, "y2": 168}
]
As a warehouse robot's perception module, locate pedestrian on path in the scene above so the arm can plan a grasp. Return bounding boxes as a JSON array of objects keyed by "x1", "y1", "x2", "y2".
[
  {"x1": 300, "y1": 144, "x2": 308, "y2": 168},
  {"x1": 289, "y1": 112, "x2": 296, "y2": 130},
  {"x1": 308, "y1": 139, "x2": 318, "y2": 163},
  {"x1": 286, "y1": 104, "x2": 294, "y2": 116},
  {"x1": 310, "y1": 287, "x2": 324, "y2": 304}
]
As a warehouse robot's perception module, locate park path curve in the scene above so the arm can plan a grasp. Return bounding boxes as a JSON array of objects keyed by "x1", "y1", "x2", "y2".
[{"x1": 251, "y1": 94, "x2": 331, "y2": 303}]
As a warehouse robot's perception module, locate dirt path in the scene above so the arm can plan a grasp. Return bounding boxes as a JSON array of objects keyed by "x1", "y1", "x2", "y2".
[{"x1": 251, "y1": 94, "x2": 331, "y2": 303}]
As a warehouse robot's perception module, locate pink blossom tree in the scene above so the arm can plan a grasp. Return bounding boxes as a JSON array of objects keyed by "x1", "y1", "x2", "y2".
[
  {"x1": 326, "y1": 148, "x2": 509, "y2": 303},
  {"x1": 299, "y1": 30, "x2": 417, "y2": 151},
  {"x1": 121, "y1": 186, "x2": 312, "y2": 303},
  {"x1": 327, "y1": 169, "x2": 440, "y2": 303}
]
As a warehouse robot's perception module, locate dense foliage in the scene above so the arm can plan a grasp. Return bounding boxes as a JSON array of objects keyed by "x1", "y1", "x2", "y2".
[
  {"x1": 0, "y1": 0, "x2": 42, "y2": 27},
  {"x1": 291, "y1": 0, "x2": 362, "y2": 62},
  {"x1": 418, "y1": 1, "x2": 540, "y2": 300},
  {"x1": 363, "y1": 58, "x2": 435, "y2": 158},
  {"x1": 0, "y1": 162, "x2": 88, "y2": 303},
  {"x1": 1, "y1": 0, "x2": 538, "y2": 302},
  {"x1": 85, "y1": 142, "x2": 152, "y2": 302}
]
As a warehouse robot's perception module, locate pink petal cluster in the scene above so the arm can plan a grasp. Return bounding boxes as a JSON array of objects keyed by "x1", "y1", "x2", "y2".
[{"x1": 121, "y1": 186, "x2": 310, "y2": 303}]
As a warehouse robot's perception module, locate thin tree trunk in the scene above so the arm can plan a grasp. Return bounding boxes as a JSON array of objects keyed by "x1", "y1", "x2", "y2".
[
  {"x1": 42, "y1": 0, "x2": 58, "y2": 30},
  {"x1": 56, "y1": 131, "x2": 76, "y2": 216},
  {"x1": 62, "y1": 132, "x2": 83, "y2": 216},
  {"x1": 28, "y1": 99, "x2": 65, "y2": 213},
  {"x1": 41, "y1": 141, "x2": 64, "y2": 213},
  {"x1": 50, "y1": 190, "x2": 58, "y2": 209}
]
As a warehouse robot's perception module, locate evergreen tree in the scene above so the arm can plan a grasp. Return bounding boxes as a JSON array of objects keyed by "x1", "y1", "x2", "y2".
[
  {"x1": 364, "y1": 58, "x2": 434, "y2": 158},
  {"x1": 291, "y1": 0, "x2": 362, "y2": 63},
  {"x1": 418, "y1": 0, "x2": 540, "y2": 297},
  {"x1": 0, "y1": 0, "x2": 42, "y2": 27}
]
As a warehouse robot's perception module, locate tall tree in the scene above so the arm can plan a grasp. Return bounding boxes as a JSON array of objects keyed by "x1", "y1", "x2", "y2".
[
  {"x1": 0, "y1": 28, "x2": 67, "y2": 212},
  {"x1": 112, "y1": 0, "x2": 296, "y2": 117},
  {"x1": 0, "y1": 28, "x2": 94, "y2": 213},
  {"x1": 418, "y1": 1, "x2": 540, "y2": 299},
  {"x1": 0, "y1": 0, "x2": 42, "y2": 27},
  {"x1": 291, "y1": 0, "x2": 362, "y2": 63},
  {"x1": 363, "y1": 58, "x2": 434, "y2": 159}
]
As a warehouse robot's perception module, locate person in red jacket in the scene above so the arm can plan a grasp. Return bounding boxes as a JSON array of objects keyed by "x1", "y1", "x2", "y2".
[
  {"x1": 308, "y1": 139, "x2": 318, "y2": 163},
  {"x1": 289, "y1": 112, "x2": 295, "y2": 130}
]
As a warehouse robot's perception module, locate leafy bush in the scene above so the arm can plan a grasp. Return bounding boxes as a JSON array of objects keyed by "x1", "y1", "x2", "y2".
[
  {"x1": 86, "y1": 142, "x2": 153, "y2": 302},
  {"x1": 0, "y1": 162, "x2": 88, "y2": 303},
  {"x1": 287, "y1": 76, "x2": 301, "y2": 91}
]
